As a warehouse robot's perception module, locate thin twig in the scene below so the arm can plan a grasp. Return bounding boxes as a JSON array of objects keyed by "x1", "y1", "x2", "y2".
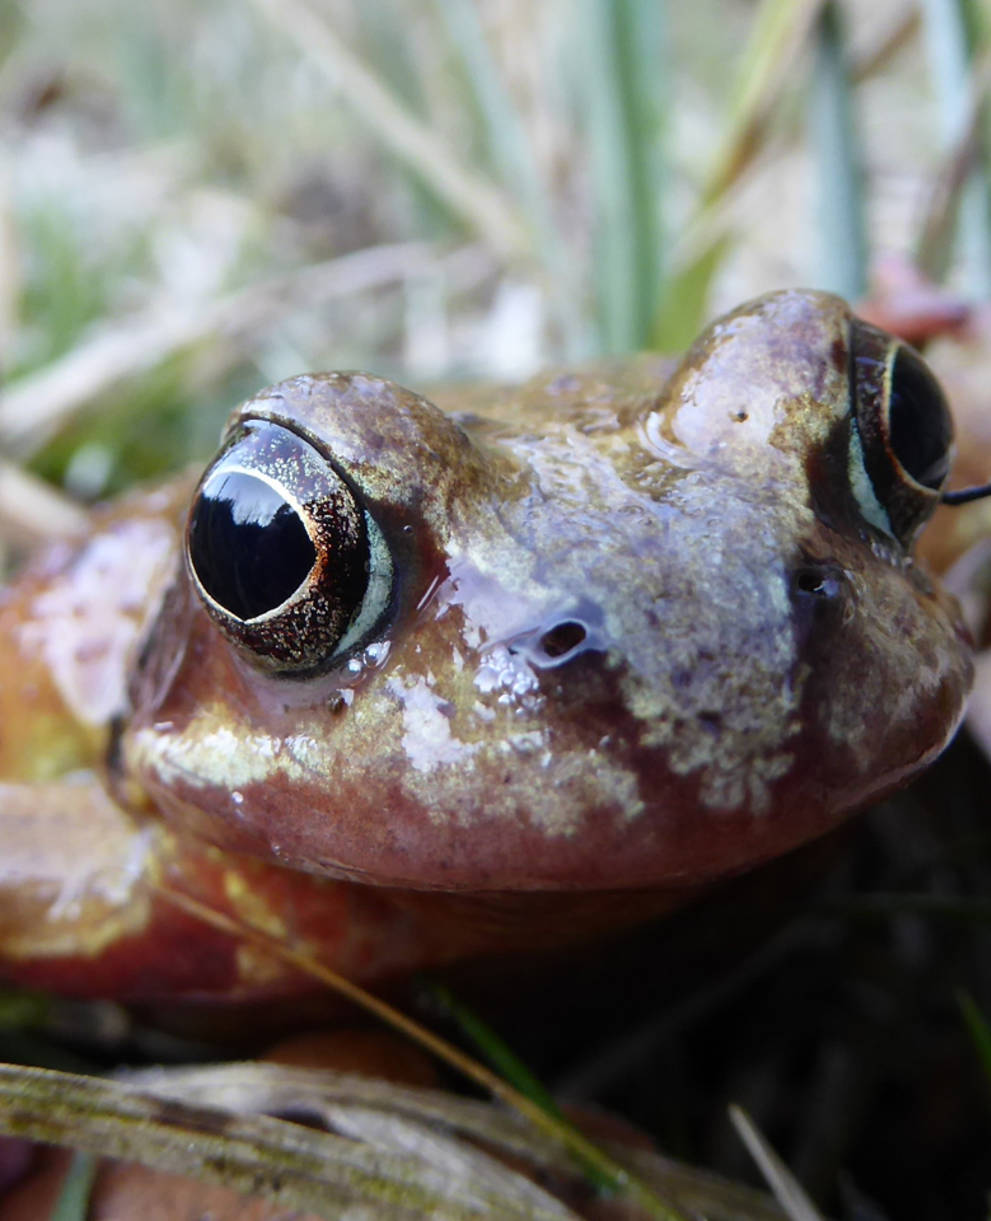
[
  {"x1": 701, "y1": 0, "x2": 827, "y2": 205},
  {"x1": 916, "y1": 49, "x2": 991, "y2": 280},
  {"x1": 851, "y1": 8, "x2": 920, "y2": 82}
]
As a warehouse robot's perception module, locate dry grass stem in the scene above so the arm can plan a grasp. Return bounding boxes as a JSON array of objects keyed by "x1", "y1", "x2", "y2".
[
  {"x1": 157, "y1": 885, "x2": 689, "y2": 1221},
  {"x1": 248, "y1": 0, "x2": 531, "y2": 260},
  {"x1": 618, "y1": 1147, "x2": 793, "y2": 1221},
  {"x1": 729, "y1": 1105, "x2": 828, "y2": 1221},
  {"x1": 127, "y1": 1062, "x2": 795, "y2": 1221},
  {"x1": 0, "y1": 241, "x2": 490, "y2": 459},
  {"x1": 0, "y1": 1062, "x2": 577, "y2": 1220},
  {"x1": 0, "y1": 459, "x2": 88, "y2": 545},
  {"x1": 701, "y1": 0, "x2": 827, "y2": 204},
  {"x1": 851, "y1": 8, "x2": 921, "y2": 82}
]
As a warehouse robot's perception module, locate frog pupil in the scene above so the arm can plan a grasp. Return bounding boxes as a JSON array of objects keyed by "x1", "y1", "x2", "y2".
[
  {"x1": 189, "y1": 471, "x2": 316, "y2": 620},
  {"x1": 888, "y1": 346, "x2": 952, "y2": 489}
]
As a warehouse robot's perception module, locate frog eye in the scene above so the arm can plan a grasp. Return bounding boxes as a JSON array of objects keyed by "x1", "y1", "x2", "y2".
[
  {"x1": 186, "y1": 421, "x2": 394, "y2": 674},
  {"x1": 847, "y1": 319, "x2": 953, "y2": 546}
]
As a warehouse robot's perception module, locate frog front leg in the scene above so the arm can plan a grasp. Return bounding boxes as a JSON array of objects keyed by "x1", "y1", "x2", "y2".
[
  {"x1": 0, "y1": 773, "x2": 450, "y2": 1001},
  {"x1": 0, "y1": 495, "x2": 433, "y2": 1000}
]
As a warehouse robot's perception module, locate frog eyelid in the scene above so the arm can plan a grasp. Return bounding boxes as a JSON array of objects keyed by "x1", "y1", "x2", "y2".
[
  {"x1": 846, "y1": 422, "x2": 894, "y2": 537},
  {"x1": 329, "y1": 508, "x2": 394, "y2": 657}
]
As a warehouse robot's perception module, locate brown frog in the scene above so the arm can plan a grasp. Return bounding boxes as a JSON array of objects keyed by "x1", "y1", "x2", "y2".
[{"x1": 0, "y1": 288, "x2": 973, "y2": 1000}]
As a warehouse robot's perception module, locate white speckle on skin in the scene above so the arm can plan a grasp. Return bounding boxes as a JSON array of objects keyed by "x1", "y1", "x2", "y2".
[
  {"x1": 618, "y1": 469, "x2": 806, "y2": 814},
  {"x1": 131, "y1": 721, "x2": 288, "y2": 791},
  {"x1": 501, "y1": 730, "x2": 543, "y2": 755},
  {"x1": 390, "y1": 676, "x2": 480, "y2": 773},
  {"x1": 473, "y1": 644, "x2": 541, "y2": 702}
]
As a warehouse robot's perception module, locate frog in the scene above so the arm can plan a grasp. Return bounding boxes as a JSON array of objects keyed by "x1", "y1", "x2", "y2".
[{"x1": 0, "y1": 288, "x2": 974, "y2": 1002}]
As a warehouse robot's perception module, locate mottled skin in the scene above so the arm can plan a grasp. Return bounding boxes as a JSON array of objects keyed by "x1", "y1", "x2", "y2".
[{"x1": 0, "y1": 290, "x2": 973, "y2": 1000}]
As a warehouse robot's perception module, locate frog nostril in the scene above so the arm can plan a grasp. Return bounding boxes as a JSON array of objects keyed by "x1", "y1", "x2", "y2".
[
  {"x1": 792, "y1": 565, "x2": 843, "y2": 599},
  {"x1": 539, "y1": 620, "x2": 588, "y2": 660}
]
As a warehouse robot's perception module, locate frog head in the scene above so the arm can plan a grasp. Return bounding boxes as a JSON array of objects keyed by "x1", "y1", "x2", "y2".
[{"x1": 121, "y1": 290, "x2": 972, "y2": 894}]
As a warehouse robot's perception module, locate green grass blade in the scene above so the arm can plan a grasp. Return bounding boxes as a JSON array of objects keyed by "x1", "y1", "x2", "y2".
[
  {"x1": 957, "y1": 990, "x2": 991, "y2": 1096},
  {"x1": 579, "y1": 0, "x2": 667, "y2": 353},
  {"x1": 650, "y1": 233, "x2": 731, "y2": 353},
  {"x1": 808, "y1": 2, "x2": 868, "y2": 299},
  {"x1": 159, "y1": 887, "x2": 688, "y2": 1221},
  {"x1": 432, "y1": 0, "x2": 542, "y2": 217},
  {"x1": 669, "y1": 0, "x2": 825, "y2": 320},
  {"x1": 423, "y1": 982, "x2": 562, "y2": 1120},
  {"x1": 50, "y1": 1153, "x2": 97, "y2": 1221},
  {"x1": 919, "y1": 0, "x2": 991, "y2": 291},
  {"x1": 421, "y1": 981, "x2": 638, "y2": 1199}
]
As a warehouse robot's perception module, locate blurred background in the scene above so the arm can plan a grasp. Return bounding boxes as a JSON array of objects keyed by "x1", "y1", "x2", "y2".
[
  {"x1": 2, "y1": 1, "x2": 991, "y2": 1219},
  {"x1": 2, "y1": 0, "x2": 987, "y2": 498}
]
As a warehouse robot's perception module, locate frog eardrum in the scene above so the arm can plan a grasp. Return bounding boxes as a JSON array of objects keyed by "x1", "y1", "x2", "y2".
[{"x1": 186, "y1": 420, "x2": 394, "y2": 672}]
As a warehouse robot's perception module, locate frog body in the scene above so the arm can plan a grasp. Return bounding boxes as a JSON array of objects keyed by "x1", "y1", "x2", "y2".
[{"x1": 0, "y1": 290, "x2": 972, "y2": 999}]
